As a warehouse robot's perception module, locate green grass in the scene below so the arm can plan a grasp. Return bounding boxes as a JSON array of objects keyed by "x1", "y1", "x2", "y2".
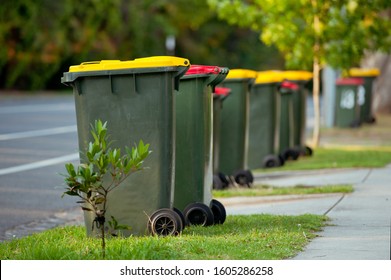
[
  {"x1": 255, "y1": 147, "x2": 391, "y2": 172},
  {"x1": 213, "y1": 184, "x2": 353, "y2": 198},
  {"x1": 0, "y1": 214, "x2": 328, "y2": 260}
]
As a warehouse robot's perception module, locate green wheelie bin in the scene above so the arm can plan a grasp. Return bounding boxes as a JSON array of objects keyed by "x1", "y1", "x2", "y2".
[
  {"x1": 218, "y1": 69, "x2": 258, "y2": 187},
  {"x1": 277, "y1": 80, "x2": 301, "y2": 161},
  {"x1": 248, "y1": 71, "x2": 284, "y2": 169},
  {"x1": 61, "y1": 56, "x2": 190, "y2": 237},
  {"x1": 348, "y1": 68, "x2": 380, "y2": 124},
  {"x1": 212, "y1": 87, "x2": 231, "y2": 190},
  {"x1": 174, "y1": 65, "x2": 228, "y2": 227},
  {"x1": 334, "y1": 77, "x2": 365, "y2": 128},
  {"x1": 282, "y1": 71, "x2": 313, "y2": 156}
]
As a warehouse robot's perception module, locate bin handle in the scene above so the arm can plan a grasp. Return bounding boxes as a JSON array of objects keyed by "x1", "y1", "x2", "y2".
[
  {"x1": 75, "y1": 80, "x2": 82, "y2": 95},
  {"x1": 108, "y1": 74, "x2": 139, "y2": 95},
  {"x1": 133, "y1": 73, "x2": 139, "y2": 94},
  {"x1": 80, "y1": 61, "x2": 101, "y2": 65},
  {"x1": 109, "y1": 75, "x2": 115, "y2": 94},
  {"x1": 174, "y1": 66, "x2": 187, "y2": 91}
]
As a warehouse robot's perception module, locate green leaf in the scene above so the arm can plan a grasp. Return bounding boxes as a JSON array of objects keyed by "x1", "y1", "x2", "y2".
[
  {"x1": 65, "y1": 163, "x2": 76, "y2": 177},
  {"x1": 132, "y1": 146, "x2": 138, "y2": 160},
  {"x1": 64, "y1": 190, "x2": 79, "y2": 196},
  {"x1": 94, "y1": 197, "x2": 106, "y2": 205}
]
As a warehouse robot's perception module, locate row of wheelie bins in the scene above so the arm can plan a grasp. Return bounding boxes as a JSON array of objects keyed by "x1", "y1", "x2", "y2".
[
  {"x1": 334, "y1": 68, "x2": 380, "y2": 128},
  {"x1": 62, "y1": 57, "x2": 230, "y2": 237},
  {"x1": 61, "y1": 56, "x2": 315, "y2": 238},
  {"x1": 212, "y1": 69, "x2": 314, "y2": 190}
]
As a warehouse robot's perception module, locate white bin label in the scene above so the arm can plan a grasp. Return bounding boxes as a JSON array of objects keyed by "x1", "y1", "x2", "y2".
[
  {"x1": 357, "y1": 85, "x2": 366, "y2": 106},
  {"x1": 340, "y1": 89, "x2": 355, "y2": 109}
]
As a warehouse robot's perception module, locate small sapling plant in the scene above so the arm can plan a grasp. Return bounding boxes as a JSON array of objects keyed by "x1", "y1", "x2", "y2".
[{"x1": 62, "y1": 120, "x2": 150, "y2": 258}]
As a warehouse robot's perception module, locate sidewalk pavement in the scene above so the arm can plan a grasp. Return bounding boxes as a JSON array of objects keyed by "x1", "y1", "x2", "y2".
[{"x1": 219, "y1": 165, "x2": 391, "y2": 260}]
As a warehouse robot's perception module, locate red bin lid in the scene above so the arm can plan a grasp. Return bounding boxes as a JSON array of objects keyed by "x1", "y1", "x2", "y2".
[
  {"x1": 185, "y1": 65, "x2": 221, "y2": 75},
  {"x1": 280, "y1": 80, "x2": 299, "y2": 90},
  {"x1": 336, "y1": 77, "x2": 364, "y2": 85},
  {"x1": 214, "y1": 87, "x2": 231, "y2": 96}
]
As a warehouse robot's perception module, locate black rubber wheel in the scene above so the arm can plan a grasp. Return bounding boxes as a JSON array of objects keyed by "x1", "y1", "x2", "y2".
[
  {"x1": 278, "y1": 154, "x2": 285, "y2": 166},
  {"x1": 148, "y1": 208, "x2": 183, "y2": 236},
  {"x1": 213, "y1": 175, "x2": 226, "y2": 190},
  {"x1": 262, "y1": 154, "x2": 280, "y2": 168},
  {"x1": 282, "y1": 148, "x2": 300, "y2": 161},
  {"x1": 305, "y1": 146, "x2": 313, "y2": 156},
  {"x1": 183, "y1": 202, "x2": 214, "y2": 226},
  {"x1": 295, "y1": 146, "x2": 307, "y2": 156},
  {"x1": 218, "y1": 172, "x2": 230, "y2": 188},
  {"x1": 233, "y1": 169, "x2": 254, "y2": 187},
  {"x1": 366, "y1": 116, "x2": 376, "y2": 124},
  {"x1": 349, "y1": 119, "x2": 361, "y2": 128},
  {"x1": 173, "y1": 207, "x2": 186, "y2": 230},
  {"x1": 210, "y1": 199, "x2": 226, "y2": 225}
]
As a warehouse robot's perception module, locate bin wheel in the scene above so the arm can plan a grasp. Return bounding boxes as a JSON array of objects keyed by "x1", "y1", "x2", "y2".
[
  {"x1": 218, "y1": 172, "x2": 230, "y2": 188},
  {"x1": 366, "y1": 116, "x2": 376, "y2": 124},
  {"x1": 282, "y1": 148, "x2": 300, "y2": 161},
  {"x1": 213, "y1": 174, "x2": 229, "y2": 190},
  {"x1": 173, "y1": 207, "x2": 186, "y2": 230},
  {"x1": 233, "y1": 169, "x2": 253, "y2": 187},
  {"x1": 148, "y1": 208, "x2": 183, "y2": 236},
  {"x1": 278, "y1": 154, "x2": 285, "y2": 166},
  {"x1": 304, "y1": 146, "x2": 313, "y2": 156},
  {"x1": 183, "y1": 202, "x2": 214, "y2": 227},
  {"x1": 262, "y1": 155, "x2": 281, "y2": 168},
  {"x1": 210, "y1": 199, "x2": 226, "y2": 225},
  {"x1": 295, "y1": 145, "x2": 313, "y2": 157},
  {"x1": 349, "y1": 119, "x2": 361, "y2": 128}
]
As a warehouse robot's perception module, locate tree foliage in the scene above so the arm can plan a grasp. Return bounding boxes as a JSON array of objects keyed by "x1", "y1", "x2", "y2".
[
  {"x1": 208, "y1": 0, "x2": 391, "y2": 147},
  {"x1": 0, "y1": 0, "x2": 283, "y2": 90},
  {"x1": 208, "y1": 0, "x2": 391, "y2": 70}
]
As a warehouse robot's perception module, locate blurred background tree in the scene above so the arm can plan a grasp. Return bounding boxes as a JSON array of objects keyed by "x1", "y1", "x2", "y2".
[
  {"x1": 208, "y1": 0, "x2": 391, "y2": 146},
  {"x1": 0, "y1": 0, "x2": 283, "y2": 90}
]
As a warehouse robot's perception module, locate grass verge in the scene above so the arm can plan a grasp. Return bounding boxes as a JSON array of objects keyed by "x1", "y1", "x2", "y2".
[
  {"x1": 213, "y1": 184, "x2": 353, "y2": 198},
  {"x1": 0, "y1": 214, "x2": 328, "y2": 260},
  {"x1": 255, "y1": 147, "x2": 391, "y2": 172}
]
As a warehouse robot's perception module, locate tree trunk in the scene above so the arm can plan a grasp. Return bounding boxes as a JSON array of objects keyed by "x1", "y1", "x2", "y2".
[
  {"x1": 311, "y1": 6, "x2": 321, "y2": 148},
  {"x1": 312, "y1": 58, "x2": 321, "y2": 148}
]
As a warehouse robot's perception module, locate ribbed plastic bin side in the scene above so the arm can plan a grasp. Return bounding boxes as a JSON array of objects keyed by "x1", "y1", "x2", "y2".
[{"x1": 61, "y1": 56, "x2": 190, "y2": 236}]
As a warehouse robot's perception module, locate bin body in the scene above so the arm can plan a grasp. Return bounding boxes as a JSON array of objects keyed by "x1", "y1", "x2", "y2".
[
  {"x1": 283, "y1": 71, "x2": 313, "y2": 148},
  {"x1": 218, "y1": 69, "x2": 257, "y2": 175},
  {"x1": 278, "y1": 89, "x2": 294, "y2": 153},
  {"x1": 212, "y1": 87, "x2": 230, "y2": 174},
  {"x1": 348, "y1": 68, "x2": 380, "y2": 123},
  {"x1": 247, "y1": 71, "x2": 283, "y2": 169},
  {"x1": 335, "y1": 77, "x2": 364, "y2": 128},
  {"x1": 174, "y1": 65, "x2": 228, "y2": 212},
  {"x1": 61, "y1": 57, "x2": 189, "y2": 236}
]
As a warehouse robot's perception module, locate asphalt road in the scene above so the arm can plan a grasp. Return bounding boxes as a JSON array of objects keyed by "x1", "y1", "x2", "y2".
[{"x1": 0, "y1": 92, "x2": 81, "y2": 241}]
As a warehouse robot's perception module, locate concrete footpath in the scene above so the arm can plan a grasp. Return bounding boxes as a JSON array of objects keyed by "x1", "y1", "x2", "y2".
[{"x1": 219, "y1": 165, "x2": 391, "y2": 260}]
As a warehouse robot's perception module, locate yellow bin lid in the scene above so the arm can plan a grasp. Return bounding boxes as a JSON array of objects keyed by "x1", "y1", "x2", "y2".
[
  {"x1": 255, "y1": 70, "x2": 285, "y2": 84},
  {"x1": 348, "y1": 68, "x2": 380, "y2": 77},
  {"x1": 226, "y1": 69, "x2": 258, "y2": 79},
  {"x1": 69, "y1": 56, "x2": 190, "y2": 72},
  {"x1": 283, "y1": 70, "x2": 313, "y2": 81}
]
